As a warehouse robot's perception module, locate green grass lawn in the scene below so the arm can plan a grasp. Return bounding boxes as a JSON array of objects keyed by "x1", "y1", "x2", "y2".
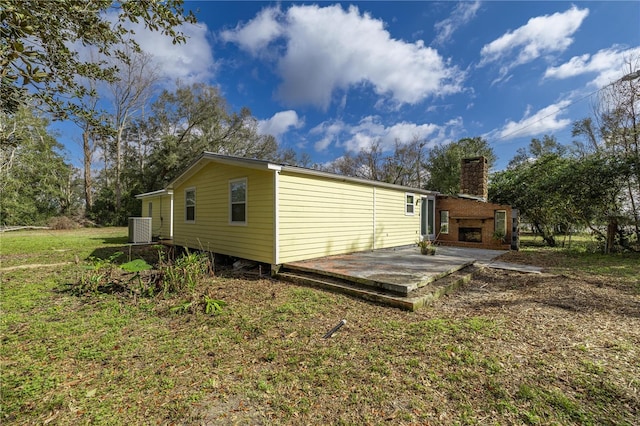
[
  {"x1": 515, "y1": 233, "x2": 640, "y2": 284},
  {"x1": 0, "y1": 227, "x2": 129, "y2": 268},
  {"x1": 1, "y1": 228, "x2": 639, "y2": 424}
]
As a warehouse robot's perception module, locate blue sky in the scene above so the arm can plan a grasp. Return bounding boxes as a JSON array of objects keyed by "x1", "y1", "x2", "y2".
[{"x1": 57, "y1": 1, "x2": 640, "y2": 171}]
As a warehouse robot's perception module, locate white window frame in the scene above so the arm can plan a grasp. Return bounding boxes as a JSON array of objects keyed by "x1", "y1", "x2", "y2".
[
  {"x1": 185, "y1": 188, "x2": 196, "y2": 223},
  {"x1": 148, "y1": 201, "x2": 152, "y2": 218},
  {"x1": 440, "y1": 210, "x2": 449, "y2": 234},
  {"x1": 229, "y1": 178, "x2": 247, "y2": 225},
  {"x1": 405, "y1": 193, "x2": 415, "y2": 216}
]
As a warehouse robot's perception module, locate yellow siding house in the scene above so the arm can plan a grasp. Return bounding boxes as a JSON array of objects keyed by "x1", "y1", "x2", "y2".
[
  {"x1": 135, "y1": 189, "x2": 173, "y2": 240},
  {"x1": 136, "y1": 153, "x2": 437, "y2": 267}
]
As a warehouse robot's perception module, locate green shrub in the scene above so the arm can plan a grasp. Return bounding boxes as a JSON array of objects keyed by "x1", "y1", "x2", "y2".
[{"x1": 160, "y1": 250, "x2": 212, "y2": 295}]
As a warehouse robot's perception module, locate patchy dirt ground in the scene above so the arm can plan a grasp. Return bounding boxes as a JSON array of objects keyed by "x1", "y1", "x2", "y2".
[
  {"x1": 447, "y1": 266, "x2": 640, "y2": 318},
  {"x1": 3, "y1": 236, "x2": 639, "y2": 425},
  {"x1": 193, "y1": 259, "x2": 640, "y2": 425}
]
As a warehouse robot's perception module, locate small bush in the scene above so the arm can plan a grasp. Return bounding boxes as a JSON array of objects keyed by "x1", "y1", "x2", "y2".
[
  {"x1": 160, "y1": 250, "x2": 212, "y2": 295},
  {"x1": 48, "y1": 216, "x2": 80, "y2": 230}
]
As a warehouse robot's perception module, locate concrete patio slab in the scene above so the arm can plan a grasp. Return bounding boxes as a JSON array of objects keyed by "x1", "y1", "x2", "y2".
[
  {"x1": 283, "y1": 245, "x2": 507, "y2": 295},
  {"x1": 477, "y1": 260, "x2": 543, "y2": 274}
]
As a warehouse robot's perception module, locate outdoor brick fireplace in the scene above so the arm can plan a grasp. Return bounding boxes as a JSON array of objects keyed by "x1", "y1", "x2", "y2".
[
  {"x1": 434, "y1": 156, "x2": 519, "y2": 250},
  {"x1": 459, "y1": 227, "x2": 483, "y2": 243}
]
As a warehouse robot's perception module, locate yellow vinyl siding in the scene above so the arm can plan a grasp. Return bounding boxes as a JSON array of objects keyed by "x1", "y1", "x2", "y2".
[
  {"x1": 278, "y1": 173, "x2": 397, "y2": 263},
  {"x1": 374, "y1": 187, "x2": 421, "y2": 248},
  {"x1": 158, "y1": 194, "x2": 172, "y2": 239},
  {"x1": 173, "y1": 163, "x2": 274, "y2": 264},
  {"x1": 277, "y1": 172, "x2": 423, "y2": 263},
  {"x1": 141, "y1": 194, "x2": 172, "y2": 239}
]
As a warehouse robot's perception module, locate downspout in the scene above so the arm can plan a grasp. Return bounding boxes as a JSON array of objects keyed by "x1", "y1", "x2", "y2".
[
  {"x1": 169, "y1": 192, "x2": 174, "y2": 239},
  {"x1": 273, "y1": 170, "x2": 280, "y2": 269},
  {"x1": 372, "y1": 187, "x2": 376, "y2": 250}
]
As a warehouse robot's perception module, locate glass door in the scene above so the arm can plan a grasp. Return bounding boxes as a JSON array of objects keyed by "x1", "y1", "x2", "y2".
[{"x1": 421, "y1": 197, "x2": 435, "y2": 239}]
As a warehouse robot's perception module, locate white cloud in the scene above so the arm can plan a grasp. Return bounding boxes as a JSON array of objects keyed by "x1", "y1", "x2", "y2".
[
  {"x1": 314, "y1": 137, "x2": 334, "y2": 152},
  {"x1": 310, "y1": 119, "x2": 347, "y2": 151},
  {"x1": 220, "y1": 7, "x2": 284, "y2": 56},
  {"x1": 88, "y1": 12, "x2": 215, "y2": 86},
  {"x1": 544, "y1": 46, "x2": 640, "y2": 87},
  {"x1": 257, "y1": 110, "x2": 304, "y2": 137},
  {"x1": 222, "y1": 4, "x2": 464, "y2": 110},
  {"x1": 310, "y1": 116, "x2": 461, "y2": 153},
  {"x1": 479, "y1": 6, "x2": 589, "y2": 80},
  {"x1": 133, "y1": 21, "x2": 215, "y2": 85},
  {"x1": 497, "y1": 101, "x2": 572, "y2": 140},
  {"x1": 433, "y1": 1, "x2": 481, "y2": 46}
]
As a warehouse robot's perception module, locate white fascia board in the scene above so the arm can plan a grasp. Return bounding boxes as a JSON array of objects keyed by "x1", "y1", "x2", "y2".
[
  {"x1": 164, "y1": 151, "x2": 435, "y2": 195},
  {"x1": 135, "y1": 189, "x2": 173, "y2": 199},
  {"x1": 280, "y1": 165, "x2": 438, "y2": 195},
  {"x1": 167, "y1": 152, "x2": 279, "y2": 189}
]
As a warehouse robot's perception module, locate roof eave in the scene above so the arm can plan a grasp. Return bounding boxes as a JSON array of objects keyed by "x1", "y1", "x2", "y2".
[
  {"x1": 135, "y1": 189, "x2": 173, "y2": 199},
  {"x1": 167, "y1": 152, "x2": 280, "y2": 189},
  {"x1": 280, "y1": 165, "x2": 438, "y2": 195},
  {"x1": 165, "y1": 152, "x2": 437, "y2": 195}
]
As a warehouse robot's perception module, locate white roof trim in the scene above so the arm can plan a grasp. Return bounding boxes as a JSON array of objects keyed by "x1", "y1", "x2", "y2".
[
  {"x1": 165, "y1": 152, "x2": 437, "y2": 195},
  {"x1": 167, "y1": 152, "x2": 278, "y2": 189},
  {"x1": 135, "y1": 189, "x2": 173, "y2": 199},
  {"x1": 280, "y1": 165, "x2": 438, "y2": 195}
]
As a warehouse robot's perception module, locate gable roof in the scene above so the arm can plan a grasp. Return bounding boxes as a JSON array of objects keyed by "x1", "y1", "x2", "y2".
[{"x1": 166, "y1": 152, "x2": 438, "y2": 196}]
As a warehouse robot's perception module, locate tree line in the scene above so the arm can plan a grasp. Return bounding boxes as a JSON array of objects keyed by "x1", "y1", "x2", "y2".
[
  {"x1": 1, "y1": 2, "x2": 638, "y2": 252},
  {"x1": 491, "y1": 63, "x2": 640, "y2": 253},
  {"x1": 0, "y1": 91, "x2": 492, "y2": 227}
]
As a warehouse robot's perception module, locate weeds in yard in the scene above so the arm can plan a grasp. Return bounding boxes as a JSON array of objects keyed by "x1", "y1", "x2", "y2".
[
  {"x1": 120, "y1": 258, "x2": 154, "y2": 295},
  {"x1": 68, "y1": 245, "x2": 224, "y2": 317},
  {"x1": 73, "y1": 251, "x2": 123, "y2": 295},
  {"x1": 3, "y1": 228, "x2": 639, "y2": 425},
  {"x1": 169, "y1": 295, "x2": 225, "y2": 316},
  {"x1": 160, "y1": 250, "x2": 212, "y2": 294},
  {"x1": 203, "y1": 295, "x2": 226, "y2": 315}
]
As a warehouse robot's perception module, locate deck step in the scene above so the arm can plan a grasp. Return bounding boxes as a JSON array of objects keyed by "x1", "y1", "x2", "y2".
[{"x1": 276, "y1": 266, "x2": 477, "y2": 311}]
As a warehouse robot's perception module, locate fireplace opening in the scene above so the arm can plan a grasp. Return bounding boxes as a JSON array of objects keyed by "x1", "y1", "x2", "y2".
[{"x1": 459, "y1": 227, "x2": 482, "y2": 243}]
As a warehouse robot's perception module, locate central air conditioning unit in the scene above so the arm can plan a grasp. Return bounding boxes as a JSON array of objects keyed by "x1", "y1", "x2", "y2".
[{"x1": 128, "y1": 217, "x2": 152, "y2": 244}]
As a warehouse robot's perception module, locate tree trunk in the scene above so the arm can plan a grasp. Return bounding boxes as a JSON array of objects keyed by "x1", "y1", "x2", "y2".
[
  {"x1": 115, "y1": 127, "x2": 122, "y2": 212},
  {"x1": 605, "y1": 217, "x2": 618, "y2": 254},
  {"x1": 82, "y1": 130, "x2": 93, "y2": 212},
  {"x1": 534, "y1": 222, "x2": 556, "y2": 246},
  {"x1": 627, "y1": 181, "x2": 640, "y2": 243},
  {"x1": 62, "y1": 170, "x2": 72, "y2": 215}
]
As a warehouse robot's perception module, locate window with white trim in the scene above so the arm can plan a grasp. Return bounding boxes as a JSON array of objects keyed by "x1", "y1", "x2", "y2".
[
  {"x1": 148, "y1": 202, "x2": 152, "y2": 218},
  {"x1": 185, "y1": 188, "x2": 195, "y2": 222},
  {"x1": 405, "y1": 193, "x2": 415, "y2": 215},
  {"x1": 230, "y1": 178, "x2": 247, "y2": 224},
  {"x1": 440, "y1": 210, "x2": 449, "y2": 234}
]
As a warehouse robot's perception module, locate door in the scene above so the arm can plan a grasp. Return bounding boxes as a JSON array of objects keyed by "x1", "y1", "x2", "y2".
[{"x1": 420, "y1": 197, "x2": 435, "y2": 240}]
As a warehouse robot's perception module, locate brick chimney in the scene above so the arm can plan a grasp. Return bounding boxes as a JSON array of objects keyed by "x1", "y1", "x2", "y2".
[{"x1": 460, "y1": 156, "x2": 488, "y2": 201}]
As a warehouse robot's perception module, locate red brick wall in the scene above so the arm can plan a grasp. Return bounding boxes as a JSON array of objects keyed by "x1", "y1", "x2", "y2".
[
  {"x1": 435, "y1": 195, "x2": 512, "y2": 249},
  {"x1": 460, "y1": 157, "x2": 488, "y2": 200}
]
